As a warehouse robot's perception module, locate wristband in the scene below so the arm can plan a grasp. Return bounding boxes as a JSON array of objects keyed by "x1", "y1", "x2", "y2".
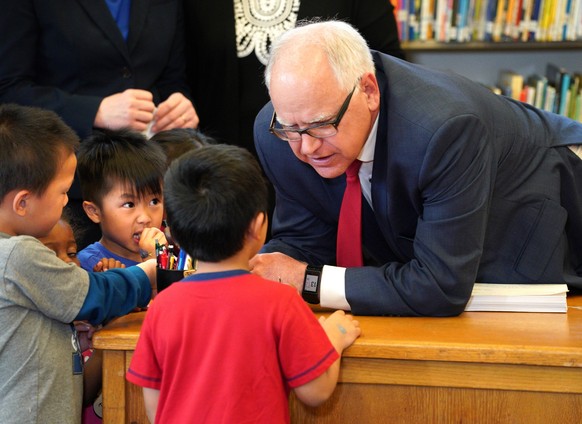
[{"x1": 302, "y1": 265, "x2": 323, "y2": 304}]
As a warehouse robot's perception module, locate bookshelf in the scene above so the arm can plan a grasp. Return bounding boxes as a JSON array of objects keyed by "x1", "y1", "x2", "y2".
[
  {"x1": 394, "y1": 0, "x2": 582, "y2": 88},
  {"x1": 404, "y1": 41, "x2": 582, "y2": 86},
  {"x1": 392, "y1": 0, "x2": 582, "y2": 120},
  {"x1": 402, "y1": 40, "x2": 582, "y2": 51}
]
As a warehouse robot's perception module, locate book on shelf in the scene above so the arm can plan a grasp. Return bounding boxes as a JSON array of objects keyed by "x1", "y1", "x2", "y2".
[
  {"x1": 420, "y1": 0, "x2": 436, "y2": 40},
  {"x1": 527, "y1": 73, "x2": 548, "y2": 108},
  {"x1": 568, "y1": 73, "x2": 582, "y2": 118},
  {"x1": 566, "y1": 0, "x2": 581, "y2": 40},
  {"x1": 473, "y1": 0, "x2": 489, "y2": 40},
  {"x1": 546, "y1": 62, "x2": 572, "y2": 114},
  {"x1": 520, "y1": 0, "x2": 535, "y2": 41},
  {"x1": 498, "y1": 69, "x2": 525, "y2": 99},
  {"x1": 544, "y1": 84, "x2": 557, "y2": 111},
  {"x1": 465, "y1": 283, "x2": 568, "y2": 312}
]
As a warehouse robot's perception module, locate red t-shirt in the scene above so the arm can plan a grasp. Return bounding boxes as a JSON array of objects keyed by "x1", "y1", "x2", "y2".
[{"x1": 127, "y1": 270, "x2": 338, "y2": 424}]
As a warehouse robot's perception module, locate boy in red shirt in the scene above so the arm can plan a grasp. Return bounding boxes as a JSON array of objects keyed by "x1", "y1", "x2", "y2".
[{"x1": 127, "y1": 144, "x2": 361, "y2": 423}]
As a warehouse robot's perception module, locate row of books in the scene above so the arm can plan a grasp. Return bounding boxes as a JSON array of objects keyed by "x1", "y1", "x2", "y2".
[
  {"x1": 488, "y1": 63, "x2": 582, "y2": 120},
  {"x1": 392, "y1": 0, "x2": 582, "y2": 42}
]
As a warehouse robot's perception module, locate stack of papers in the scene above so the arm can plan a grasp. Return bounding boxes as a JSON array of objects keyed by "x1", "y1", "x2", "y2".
[{"x1": 464, "y1": 283, "x2": 569, "y2": 313}]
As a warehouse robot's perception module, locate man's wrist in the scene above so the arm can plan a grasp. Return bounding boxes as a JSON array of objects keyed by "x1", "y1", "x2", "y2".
[{"x1": 302, "y1": 265, "x2": 323, "y2": 304}]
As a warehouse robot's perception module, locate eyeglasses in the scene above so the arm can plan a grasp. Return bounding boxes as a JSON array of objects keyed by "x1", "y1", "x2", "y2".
[{"x1": 269, "y1": 84, "x2": 357, "y2": 142}]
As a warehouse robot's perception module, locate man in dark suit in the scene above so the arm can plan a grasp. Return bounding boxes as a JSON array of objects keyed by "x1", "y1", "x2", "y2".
[{"x1": 250, "y1": 20, "x2": 582, "y2": 317}]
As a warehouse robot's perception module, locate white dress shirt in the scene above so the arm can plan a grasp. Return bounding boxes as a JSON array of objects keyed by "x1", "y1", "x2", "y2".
[{"x1": 320, "y1": 116, "x2": 379, "y2": 310}]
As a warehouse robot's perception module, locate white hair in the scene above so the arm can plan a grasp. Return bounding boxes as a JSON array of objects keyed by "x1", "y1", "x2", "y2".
[{"x1": 264, "y1": 20, "x2": 375, "y2": 93}]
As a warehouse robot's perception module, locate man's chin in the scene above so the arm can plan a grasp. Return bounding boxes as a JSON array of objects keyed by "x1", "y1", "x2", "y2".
[{"x1": 311, "y1": 164, "x2": 345, "y2": 179}]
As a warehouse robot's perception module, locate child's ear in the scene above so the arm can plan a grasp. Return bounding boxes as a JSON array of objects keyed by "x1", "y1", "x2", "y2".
[
  {"x1": 247, "y1": 211, "x2": 267, "y2": 242},
  {"x1": 12, "y1": 190, "x2": 30, "y2": 216},
  {"x1": 83, "y1": 201, "x2": 102, "y2": 224}
]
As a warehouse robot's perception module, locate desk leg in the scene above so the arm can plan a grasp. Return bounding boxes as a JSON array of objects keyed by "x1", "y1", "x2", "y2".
[{"x1": 101, "y1": 350, "x2": 127, "y2": 424}]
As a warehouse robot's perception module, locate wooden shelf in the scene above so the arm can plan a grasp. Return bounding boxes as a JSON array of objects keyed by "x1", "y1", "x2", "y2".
[{"x1": 402, "y1": 40, "x2": 582, "y2": 52}]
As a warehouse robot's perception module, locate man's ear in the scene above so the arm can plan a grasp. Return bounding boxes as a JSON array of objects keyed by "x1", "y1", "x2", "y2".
[
  {"x1": 83, "y1": 201, "x2": 102, "y2": 224},
  {"x1": 12, "y1": 190, "x2": 30, "y2": 217},
  {"x1": 360, "y1": 71, "x2": 380, "y2": 111}
]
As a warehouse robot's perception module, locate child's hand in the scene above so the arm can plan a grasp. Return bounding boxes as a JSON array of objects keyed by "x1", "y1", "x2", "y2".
[
  {"x1": 93, "y1": 258, "x2": 126, "y2": 272},
  {"x1": 139, "y1": 227, "x2": 168, "y2": 260},
  {"x1": 74, "y1": 320, "x2": 100, "y2": 352},
  {"x1": 319, "y1": 310, "x2": 361, "y2": 353}
]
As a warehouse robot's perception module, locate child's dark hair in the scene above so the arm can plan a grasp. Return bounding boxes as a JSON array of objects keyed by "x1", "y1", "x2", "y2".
[
  {"x1": 77, "y1": 129, "x2": 166, "y2": 206},
  {"x1": 59, "y1": 207, "x2": 86, "y2": 246},
  {"x1": 164, "y1": 144, "x2": 268, "y2": 262},
  {"x1": 0, "y1": 104, "x2": 79, "y2": 201},
  {"x1": 150, "y1": 128, "x2": 214, "y2": 167}
]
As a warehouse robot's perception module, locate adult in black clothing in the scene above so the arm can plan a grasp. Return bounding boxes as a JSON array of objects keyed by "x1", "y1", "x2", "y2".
[{"x1": 0, "y1": 0, "x2": 198, "y2": 248}]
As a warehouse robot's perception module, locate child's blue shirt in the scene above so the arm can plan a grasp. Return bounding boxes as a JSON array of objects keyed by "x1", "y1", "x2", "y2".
[{"x1": 78, "y1": 241, "x2": 139, "y2": 272}]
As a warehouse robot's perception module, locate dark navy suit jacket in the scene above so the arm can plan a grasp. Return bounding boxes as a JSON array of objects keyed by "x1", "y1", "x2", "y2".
[{"x1": 255, "y1": 52, "x2": 582, "y2": 317}]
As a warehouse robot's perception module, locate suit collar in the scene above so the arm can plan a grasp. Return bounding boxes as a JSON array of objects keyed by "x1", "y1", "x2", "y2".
[{"x1": 77, "y1": 0, "x2": 152, "y2": 59}]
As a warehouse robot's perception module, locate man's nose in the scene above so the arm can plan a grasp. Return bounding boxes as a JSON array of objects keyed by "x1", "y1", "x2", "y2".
[{"x1": 299, "y1": 133, "x2": 323, "y2": 155}]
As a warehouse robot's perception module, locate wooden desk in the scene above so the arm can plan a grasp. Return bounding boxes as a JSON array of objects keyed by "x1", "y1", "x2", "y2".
[{"x1": 93, "y1": 297, "x2": 582, "y2": 423}]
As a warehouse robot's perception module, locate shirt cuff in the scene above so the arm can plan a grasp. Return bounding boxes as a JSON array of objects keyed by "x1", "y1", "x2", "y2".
[{"x1": 320, "y1": 265, "x2": 351, "y2": 311}]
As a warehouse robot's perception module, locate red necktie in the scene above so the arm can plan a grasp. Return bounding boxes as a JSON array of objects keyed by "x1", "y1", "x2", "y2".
[{"x1": 336, "y1": 160, "x2": 363, "y2": 267}]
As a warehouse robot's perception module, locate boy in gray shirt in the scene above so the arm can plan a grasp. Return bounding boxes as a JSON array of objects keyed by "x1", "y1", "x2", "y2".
[{"x1": 0, "y1": 104, "x2": 156, "y2": 424}]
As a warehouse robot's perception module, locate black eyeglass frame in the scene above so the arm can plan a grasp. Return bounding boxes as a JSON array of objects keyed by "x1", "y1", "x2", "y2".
[{"x1": 269, "y1": 84, "x2": 357, "y2": 141}]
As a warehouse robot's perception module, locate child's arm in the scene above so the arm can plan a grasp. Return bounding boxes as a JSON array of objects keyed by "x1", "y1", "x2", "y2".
[
  {"x1": 143, "y1": 387, "x2": 160, "y2": 423},
  {"x1": 293, "y1": 310, "x2": 361, "y2": 407},
  {"x1": 76, "y1": 259, "x2": 157, "y2": 325}
]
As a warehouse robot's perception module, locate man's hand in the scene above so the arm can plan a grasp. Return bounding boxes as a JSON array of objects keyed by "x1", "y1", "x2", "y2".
[{"x1": 249, "y1": 252, "x2": 308, "y2": 293}]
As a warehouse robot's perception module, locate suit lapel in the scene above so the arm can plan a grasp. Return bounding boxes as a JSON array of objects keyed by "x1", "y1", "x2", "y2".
[
  {"x1": 370, "y1": 54, "x2": 390, "y2": 232},
  {"x1": 127, "y1": 0, "x2": 151, "y2": 55},
  {"x1": 369, "y1": 54, "x2": 409, "y2": 261},
  {"x1": 78, "y1": 0, "x2": 129, "y2": 61}
]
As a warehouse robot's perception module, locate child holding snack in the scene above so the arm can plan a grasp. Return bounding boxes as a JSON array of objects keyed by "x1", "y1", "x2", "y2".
[{"x1": 76, "y1": 129, "x2": 168, "y2": 271}]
